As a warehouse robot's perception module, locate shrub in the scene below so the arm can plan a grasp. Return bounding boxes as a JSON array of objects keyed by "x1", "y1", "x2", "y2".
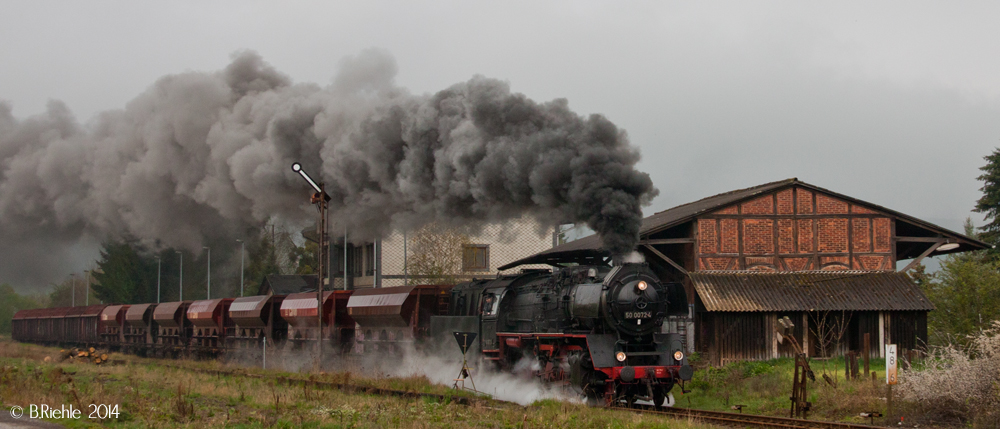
[{"x1": 897, "y1": 321, "x2": 1000, "y2": 427}]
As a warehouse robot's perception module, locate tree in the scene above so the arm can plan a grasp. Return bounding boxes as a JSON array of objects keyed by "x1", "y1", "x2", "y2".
[
  {"x1": 921, "y1": 218, "x2": 1000, "y2": 346},
  {"x1": 92, "y1": 238, "x2": 157, "y2": 304},
  {"x1": 48, "y1": 281, "x2": 70, "y2": 307},
  {"x1": 405, "y1": 224, "x2": 470, "y2": 285},
  {"x1": 924, "y1": 255, "x2": 1000, "y2": 346},
  {"x1": 0, "y1": 284, "x2": 44, "y2": 334},
  {"x1": 809, "y1": 310, "x2": 852, "y2": 358},
  {"x1": 290, "y1": 240, "x2": 318, "y2": 275},
  {"x1": 975, "y1": 148, "x2": 1000, "y2": 251},
  {"x1": 245, "y1": 229, "x2": 282, "y2": 296}
]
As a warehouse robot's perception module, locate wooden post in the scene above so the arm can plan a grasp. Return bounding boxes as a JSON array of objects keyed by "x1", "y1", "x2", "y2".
[
  {"x1": 863, "y1": 333, "x2": 870, "y2": 377},
  {"x1": 845, "y1": 351, "x2": 851, "y2": 380},
  {"x1": 789, "y1": 354, "x2": 811, "y2": 419},
  {"x1": 887, "y1": 383, "x2": 893, "y2": 427},
  {"x1": 852, "y1": 354, "x2": 859, "y2": 379},
  {"x1": 886, "y1": 344, "x2": 898, "y2": 426}
]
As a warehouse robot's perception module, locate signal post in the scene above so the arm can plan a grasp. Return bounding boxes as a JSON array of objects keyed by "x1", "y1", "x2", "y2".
[{"x1": 292, "y1": 162, "x2": 330, "y2": 372}]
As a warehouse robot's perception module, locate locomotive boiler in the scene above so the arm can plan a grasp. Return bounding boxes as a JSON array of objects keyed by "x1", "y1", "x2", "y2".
[{"x1": 434, "y1": 262, "x2": 693, "y2": 406}]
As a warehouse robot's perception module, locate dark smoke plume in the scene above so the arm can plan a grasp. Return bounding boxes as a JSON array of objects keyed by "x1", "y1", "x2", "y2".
[{"x1": 0, "y1": 49, "x2": 657, "y2": 286}]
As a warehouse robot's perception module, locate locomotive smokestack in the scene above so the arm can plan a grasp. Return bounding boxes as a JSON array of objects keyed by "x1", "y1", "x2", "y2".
[
  {"x1": 0, "y1": 49, "x2": 657, "y2": 285},
  {"x1": 613, "y1": 250, "x2": 646, "y2": 266}
]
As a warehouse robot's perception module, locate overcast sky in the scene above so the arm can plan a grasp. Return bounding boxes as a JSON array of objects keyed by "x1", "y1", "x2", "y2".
[{"x1": 2, "y1": 1, "x2": 998, "y2": 283}]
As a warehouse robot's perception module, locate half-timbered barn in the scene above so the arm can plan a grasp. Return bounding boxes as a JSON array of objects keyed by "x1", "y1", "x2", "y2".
[{"x1": 502, "y1": 178, "x2": 990, "y2": 365}]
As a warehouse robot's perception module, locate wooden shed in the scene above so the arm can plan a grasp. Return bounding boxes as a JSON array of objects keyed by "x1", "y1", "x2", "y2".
[{"x1": 503, "y1": 178, "x2": 990, "y2": 365}]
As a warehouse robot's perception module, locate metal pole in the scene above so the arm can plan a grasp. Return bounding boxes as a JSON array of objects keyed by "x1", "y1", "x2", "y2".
[
  {"x1": 316, "y1": 182, "x2": 326, "y2": 371},
  {"x1": 344, "y1": 226, "x2": 348, "y2": 290},
  {"x1": 403, "y1": 230, "x2": 407, "y2": 286},
  {"x1": 71, "y1": 274, "x2": 75, "y2": 307},
  {"x1": 238, "y1": 240, "x2": 245, "y2": 297},
  {"x1": 156, "y1": 256, "x2": 161, "y2": 303},
  {"x1": 177, "y1": 251, "x2": 183, "y2": 301},
  {"x1": 204, "y1": 246, "x2": 211, "y2": 299}
]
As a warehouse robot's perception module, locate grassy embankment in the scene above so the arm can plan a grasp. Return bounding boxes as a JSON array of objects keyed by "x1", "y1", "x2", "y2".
[
  {"x1": 679, "y1": 354, "x2": 934, "y2": 426},
  {"x1": 0, "y1": 337, "x2": 718, "y2": 428}
]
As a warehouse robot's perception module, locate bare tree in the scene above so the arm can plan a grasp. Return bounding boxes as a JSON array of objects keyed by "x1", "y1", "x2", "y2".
[
  {"x1": 809, "y1": 310, "x2": 853, "y2": 357},
  {"x1": 405, "y1": 223, "x2": 470, "y2": 285}
]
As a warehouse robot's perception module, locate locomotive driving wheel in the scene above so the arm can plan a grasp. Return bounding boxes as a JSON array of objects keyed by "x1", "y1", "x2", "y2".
[{"x1": 653, "y1": 386, "x2": 676, "y2": 408}]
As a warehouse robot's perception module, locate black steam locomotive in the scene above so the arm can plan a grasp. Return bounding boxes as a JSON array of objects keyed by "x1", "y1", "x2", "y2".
[{"x1": 433, "y1": 262, "x2": 693, "y2": 406}]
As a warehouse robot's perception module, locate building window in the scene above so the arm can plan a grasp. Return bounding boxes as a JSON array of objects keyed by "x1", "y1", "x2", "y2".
[
  {"x1": 365, "y1": 243, "x2": 375, "y2": 276},
  {"x1": 463, "y1": 244, "x2": 489, "y2": 271},
  {"x1": 348, "y1": 245, "x2": 363, "y2": 276}
]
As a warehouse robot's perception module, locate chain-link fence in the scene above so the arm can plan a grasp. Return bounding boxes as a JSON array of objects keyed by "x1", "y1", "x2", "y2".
[{"x1": 328, "y1": 216, "x2": 557, "y2": 289}]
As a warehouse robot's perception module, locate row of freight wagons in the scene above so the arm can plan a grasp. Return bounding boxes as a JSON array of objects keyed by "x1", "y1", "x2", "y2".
[{"x1": 11, "y1": 285, "x2": 452, "y2": 356}]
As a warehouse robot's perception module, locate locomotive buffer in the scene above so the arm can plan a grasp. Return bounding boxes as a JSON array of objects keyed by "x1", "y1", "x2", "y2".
[{"x1": 452, "y1": 332, "x2": 478, "y2": 392}]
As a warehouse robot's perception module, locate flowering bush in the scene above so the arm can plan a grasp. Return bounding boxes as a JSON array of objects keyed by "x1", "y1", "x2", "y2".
[{"x1": 897, "y1": 321, "x2": 1000, "y2": 427}]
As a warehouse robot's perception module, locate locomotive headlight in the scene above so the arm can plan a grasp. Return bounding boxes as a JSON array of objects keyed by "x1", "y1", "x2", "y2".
[
  {"x1": 673, "y1": 351, "x2": 684, "y2": 361},
  {"x1": 636, "y1": 281, "x2": 648, "y2": 292},
  {"x1": 616, "y1": 351, "x2": 627, "y2": 362}
]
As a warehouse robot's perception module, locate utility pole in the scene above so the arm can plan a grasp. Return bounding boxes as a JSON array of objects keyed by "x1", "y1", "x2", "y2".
[
  {"x1": 344, "y1": 226, "x2": 348, "y2": 290},
  {"x1": 403, "y1": 230, "x2": 407, "y2": 286},
  {"x1": 292, "y1": 162, "x2": 330, "y2": 372},
  {"x1": 155, "y1": 256, "x2": 162, "y2": 303},
  {"x1": 176, "y1": 251, "x2": 183, "y2": 301},
  {"x1": 237, "y1": 239, "x2": 245, "y2": 297},
  {"x1": 203, "y1": 246, "x2": 211, "y2": 299}
]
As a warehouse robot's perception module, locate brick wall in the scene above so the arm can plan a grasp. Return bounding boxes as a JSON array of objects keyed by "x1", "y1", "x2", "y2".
[{"x1": 695, "y1": 187, "x2": 894, "y2": 271}]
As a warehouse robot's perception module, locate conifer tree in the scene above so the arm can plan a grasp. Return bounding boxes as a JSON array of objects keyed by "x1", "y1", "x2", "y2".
[
  {"x1": 974, "y1": 148, "x2": 1000, "y2": 250},
  {"x1": 92, "y1": 238, "x2": 157, "y2": 304}
]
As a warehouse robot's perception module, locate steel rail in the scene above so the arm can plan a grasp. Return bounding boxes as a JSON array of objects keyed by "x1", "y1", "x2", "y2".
[
  {"x1": 161, "y1": 364, "x2": 492, "y2": 406},
  {"x1": 624, "y1": 404, "x2": 883, "y2": 429}
]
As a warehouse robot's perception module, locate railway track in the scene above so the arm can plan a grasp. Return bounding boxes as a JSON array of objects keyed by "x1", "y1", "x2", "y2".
[
  {"x1": 161, "y1": 364, "x2": 493, "y2": 406},
  {"x1": 624, "y1": 404, "x2": 883, "y2": 429},
  {"x1": 163, "y1": 363, "x2": 882, "y2": 428}
]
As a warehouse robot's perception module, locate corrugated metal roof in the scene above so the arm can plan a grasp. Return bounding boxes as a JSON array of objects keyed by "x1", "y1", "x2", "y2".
[
  {"x1": 691, "y1": 271, "x2": 934, "y2": 312},
  {"x1": 258, "y1": 275, "x2": 318, "y2": 295}
]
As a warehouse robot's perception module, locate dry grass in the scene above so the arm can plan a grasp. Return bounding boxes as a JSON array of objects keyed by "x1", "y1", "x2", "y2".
[{"x1": 0, "y1": 337, "x2": 720, "y2": 428}]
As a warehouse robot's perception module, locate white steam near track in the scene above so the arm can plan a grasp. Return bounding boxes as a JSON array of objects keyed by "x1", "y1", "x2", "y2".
[
  {"x1": 0, "y1": 49, "x2": 656, "y2": 286},
  {"x1": 383, "y1": 346, "x2": 579, "y2": 405}
]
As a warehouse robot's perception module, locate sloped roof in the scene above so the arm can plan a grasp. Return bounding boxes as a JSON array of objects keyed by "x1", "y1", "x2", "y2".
[
  {"x1": 500, "y1": 178, "x2": 991, "y2": 269},
  {"x1": 691, "y1": 271, "x2": 934, "y2": 312},
  {"x1": 258, "y1": 275, "x2": 319, "y2": 295}
]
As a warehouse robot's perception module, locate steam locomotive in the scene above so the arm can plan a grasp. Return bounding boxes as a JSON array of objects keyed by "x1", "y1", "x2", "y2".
[
  {"x1": 434, "y1": 262, "x2": 693, "y2": 406},
  {"x1": 12, "y1": 262, "x2": 691, "y2": 406}
]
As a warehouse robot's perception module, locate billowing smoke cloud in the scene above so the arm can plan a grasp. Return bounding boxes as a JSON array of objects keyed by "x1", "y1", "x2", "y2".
[{"x1": 0, "y1": 49, "x2": 657, "y2": 286}]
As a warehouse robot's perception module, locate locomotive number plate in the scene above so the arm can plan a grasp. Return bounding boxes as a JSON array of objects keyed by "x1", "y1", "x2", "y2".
[{"x1": 625, "y1": 311, "x2": 652, "y2": 319}]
